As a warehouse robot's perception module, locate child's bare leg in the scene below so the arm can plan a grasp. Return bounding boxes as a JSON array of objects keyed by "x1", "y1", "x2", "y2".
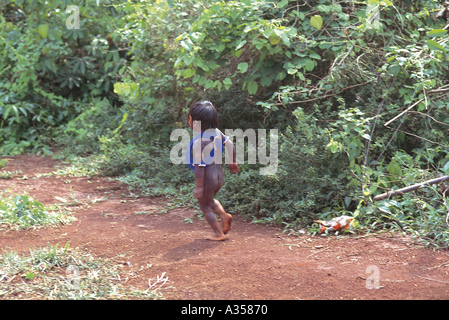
[
  {"x1": 199, "y1": 196, "x2": 226, "y2": 240},
  {"x1": 211, "y1": 199, "x2": 232, "y2": 234},
  {"x1": 203, "y1": 211, "x2": 226, "y2": 241}
]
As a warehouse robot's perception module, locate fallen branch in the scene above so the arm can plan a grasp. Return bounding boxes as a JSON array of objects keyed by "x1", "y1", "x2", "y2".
[
  {"x1": 428, "y1": 84, "x2": 449, "y2": 94},
  {"x1": 407, "y1": 111, "x2": 449, "y2": 127},
  {"x1": 384, "y1": 84, "x2": 449, "y2": 127},
  {"x1": 272, "y1": 80, "x2": 374, "y2": 106},
  {"x1": 384, "y1": 98, "x2": 424, "y2": 127},
  {"x1": 373, "y1": 175, "x2": 449, "y2": 201},
  {"x1": 383, "y1": 123, "x2": 448, "y2": 148}
]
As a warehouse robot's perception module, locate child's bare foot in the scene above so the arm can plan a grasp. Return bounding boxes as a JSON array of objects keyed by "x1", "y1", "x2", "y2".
[
  {"x1": 206, "y1": 234, "x2": 227, "y2": 241},
  {"x1": 222, "y1": 214, "x2": 232, "y2": 234}
]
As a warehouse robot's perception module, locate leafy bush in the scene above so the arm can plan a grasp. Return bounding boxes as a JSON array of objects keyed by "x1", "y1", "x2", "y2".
[
  {"x1": 89, "y1": 1, "x2": 449, "y2": 247},
  {"x1": 215, "y1": 107, "x2": 349, "y2": 227},
  {"x1": 0, "y1": 190, "x2": 74, "y2": 229},
  {"x1": 55, "y1": 98, "x2": 124, "y2": 156},
  {"x1": 353, "y1": 152, "x2": 449, "y2": 247},
  {"x1": 0, "y1": 0, "x2": 128, "y2": 154}
]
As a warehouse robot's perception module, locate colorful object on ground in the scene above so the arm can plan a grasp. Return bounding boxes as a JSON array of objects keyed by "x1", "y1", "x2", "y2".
[{"x1": 315, "y1": 215, "x2": 354, "y2": 234}]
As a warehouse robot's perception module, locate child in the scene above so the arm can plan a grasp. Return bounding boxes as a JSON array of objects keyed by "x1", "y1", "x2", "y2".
[{"x1": 188, "y1": 101, "x2": 239, "y2": 241}]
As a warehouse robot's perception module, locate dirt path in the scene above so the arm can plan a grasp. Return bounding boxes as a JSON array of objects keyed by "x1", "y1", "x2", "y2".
[{"x1": 0, "y1": 154, "x2": 448, "y2": 300}]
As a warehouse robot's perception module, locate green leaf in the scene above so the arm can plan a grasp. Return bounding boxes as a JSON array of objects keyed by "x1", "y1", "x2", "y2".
[
  {"x1": 423, "y1": 79, "x2": 436, "y2": 89},
  {"x1": 443, "y1": 162, "x2": 449, "y2": 174},
  {"x1": 426, "y1": 40, "x2": 445, "y2": 51},
  {"x1": 182, "y1": 68, "x2": 196, "y2": 78},
  {"x1": 113, "y1": 82, "x2": 141, "y2": 100},
  {"x1": 362, "y1": 133, "x2": 371, "y2": 141},
  {"x1": 427, "y1": 29, "x2": 448, "y2": 38},
  {"x1": 277, "y1": 0, "x2": 289, "y2": 8},
  {"x1": 344, "y1": 196, "x2": 352, "y2": 208},
  {"x1": 235, "y1": 49, "x2": 245, "y2": 58},
  {"x1": 378, "y1": 206, "x2": 391, "y2": 214},
  {"x1": 310, "y1": 15, "x2": 323, "y2": 30},
  {"x1": 317, "y1": 5, "x2": 332, "y2": 14},
  {"x1": 223, "y1": 78, "x2": 232, "y2": 90},
  {"x1": 294, "y1": 58, "x2": 315, "y2": 71},
  {"x1": 214, "y1": 80, "x2": 222, "y2": 91},
  {"x1": 236, "y1": 40, "x2": 247, "y2": 50},
  {"x1": 303, "y1": 59, "x2": 315, "y2": 71},
  {"x1": 208, "y1": 61, "x2": 218, "y2": 70},
  {"x1": 180, "y1": 39, "x2": 193, "y2": 51},
  {"x1": 80, "y1": 61, "x2": 86, "y2": 74},
  {"x1": 387, "y1": 159, "x2": 402, "y2": 176},
  {"x1": 190, "y1": 32, "x2": 203, "y2": 43},
  {"x1": 309, "y1": 52, "x2": 321, "y2": 60},
  {"x1": 237, "y1": 62, "x2": 249, "y2": 73},
  {"x1": 389, "y1": 65, "x2": 400, "y2": 76},
  {"x1": 327, "y1": 140, "x2": 342, "y2": 153},
  {"x1": 37, "y1": 24, "x2": 49, "y2": 38},
  {"x1": 417, "y1": 102, "x2": 427, "y2": 112},
  {"x1": 113, "y1": 112, "x2": 129, "y2": 134},
  {"x1": 247, "y1": 80, "x2": 258, "y2": 95},
  {"x1": 268, "y1": 34, "x2": 281, "y2": 45},
  {"x1": 260, "y1": 76, "x2": 273, "y2": 87},
  {"x1": 22, "y1": 272, "x2": 35, "y2": 280},
  {"x1": 368, "y1": 0, "x2": 392, "y2": 4},
  {"x1": 197, "y1": 61, "x2": 209, "y2": 72},
  {"x1": 318, "y1": 42, "x2": 333, "y2": 49}
]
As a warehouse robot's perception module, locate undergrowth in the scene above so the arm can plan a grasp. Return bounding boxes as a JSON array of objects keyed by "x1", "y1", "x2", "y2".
[
  {"x1": 0, "y1": 243, "x2": 164, "y2": 300},
  {"x1": 2, "y1": 0, "x2": 446, "y2": 248},
  {"x1": 0, "y1": 190, "x2": 75, "y2": 230},
  {"x1": 60, "y1": 133, "x2": 449, "y2": 249}
]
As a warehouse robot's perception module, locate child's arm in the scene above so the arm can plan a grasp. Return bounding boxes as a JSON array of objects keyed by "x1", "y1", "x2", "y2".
[{"x1": 224, "y1": 138, "x2": 239, "y2": 174}]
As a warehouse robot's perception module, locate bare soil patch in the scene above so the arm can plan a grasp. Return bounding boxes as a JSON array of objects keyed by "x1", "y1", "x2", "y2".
[{"x1": 1, "y1": 154, "x2": 448, "y2": 299}]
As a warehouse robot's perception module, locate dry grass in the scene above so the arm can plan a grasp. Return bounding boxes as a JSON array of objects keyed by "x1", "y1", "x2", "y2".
[{"x1": 0, "y1": 243, "x2": 166, "y2": 300}]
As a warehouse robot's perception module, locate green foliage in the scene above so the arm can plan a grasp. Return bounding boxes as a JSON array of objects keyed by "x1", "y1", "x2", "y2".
[
  {"x1": 173, "y1": 0, "x2": 320, "y2": 95},
  {"x1": 0, "y1": 0, "x2": 128, "y2": 154},
  {"x1": 107, "y1": 0, "x2": 206, "y2": 143},
  {"x1": 354, "y1": 151, "x2": 449, "y2": 248},
  {"x1": 0, "y1": 190, "x2": 74, "y2": 229},
  {"x1": 55, "y1": 98, "x2": 123, "y2": 156},
  {"x1": 196, "y1": 108, "x2": 348, "y2": 227},
  {"x1": 1, "y1": 0, "x2": 449, "y2": 247}
]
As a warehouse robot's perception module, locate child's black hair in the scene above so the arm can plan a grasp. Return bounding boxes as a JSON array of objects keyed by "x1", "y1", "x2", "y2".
[{"x1": 189, "y1": 101, "x2": 218, "y2": 132}]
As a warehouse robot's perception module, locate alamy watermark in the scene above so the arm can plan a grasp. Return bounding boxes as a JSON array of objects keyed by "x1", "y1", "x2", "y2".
[
  {"x1": 65, "y1": 1, "x2": 382, "y2": 31},
  {"x1": 170, "y1": 122, "x2": 278, "y2": 176},
  {"x1": 66, "y1": 5, "x2": 80, "y2": 30},
  {"x1": 365, "y1": 265, "x2": 381, "y2": 289},
  {"x1": 65, "y1": 265, "x2": 80, "y2": 289},
  {"x1": 365, "y1": 2, "x2": 382, "y2": 30},
  {"x1": 65, "y1": 1, "x2": 102, "y2": 30}
]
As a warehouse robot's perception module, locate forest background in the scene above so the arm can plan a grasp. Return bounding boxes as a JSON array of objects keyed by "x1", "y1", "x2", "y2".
[{"x1": 1, "y1": 0, "x2": 449, "y2": 247}]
